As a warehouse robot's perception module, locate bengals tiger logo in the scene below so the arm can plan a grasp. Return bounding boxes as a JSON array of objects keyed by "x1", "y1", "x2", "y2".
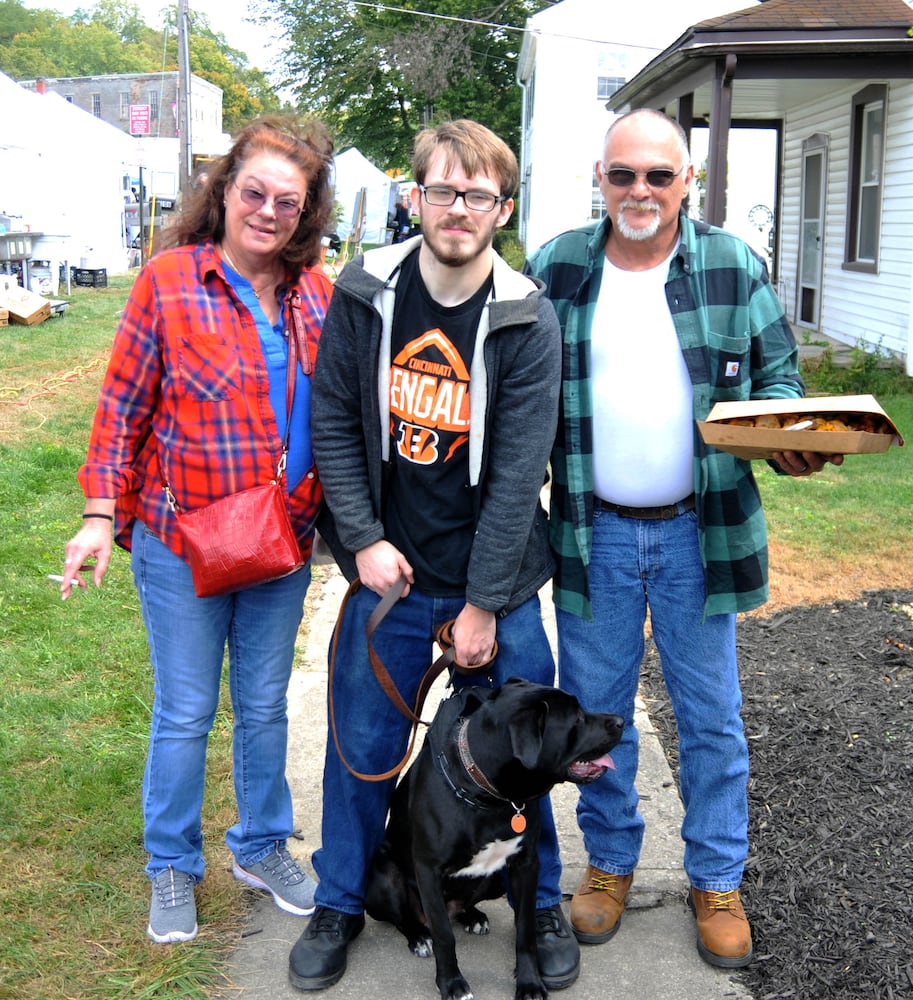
[{"x1": 395, "y1": 423, "x2": 440, "y2": 465}]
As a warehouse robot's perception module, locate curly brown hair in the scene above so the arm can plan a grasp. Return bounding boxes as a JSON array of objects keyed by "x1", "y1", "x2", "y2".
[{"x1": 160, "y1": 114, "x2": 335, "y2": 269}]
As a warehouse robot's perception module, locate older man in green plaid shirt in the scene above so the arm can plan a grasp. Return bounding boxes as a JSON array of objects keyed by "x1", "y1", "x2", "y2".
[{"x1": 527, "y1": 109, "x2": 843, "y2": 971}]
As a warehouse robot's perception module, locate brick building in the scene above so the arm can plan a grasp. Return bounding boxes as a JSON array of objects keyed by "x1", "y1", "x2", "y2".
[{"x1": 20, "y1": 72, "x2": 223, "y2": 150}]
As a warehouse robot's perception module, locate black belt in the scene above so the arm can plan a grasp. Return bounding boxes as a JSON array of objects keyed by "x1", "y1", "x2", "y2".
[{"x1": 598, "y1": 494, "x2": 695, "y2": 520}]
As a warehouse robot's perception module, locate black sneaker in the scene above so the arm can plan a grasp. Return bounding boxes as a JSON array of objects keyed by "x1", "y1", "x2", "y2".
[
  {"x1": 288, "y1": 906, "x2": 366, "y2": 991},
  {"x1": 536, "y1": 904, "x2": 581, "y2": 990}
]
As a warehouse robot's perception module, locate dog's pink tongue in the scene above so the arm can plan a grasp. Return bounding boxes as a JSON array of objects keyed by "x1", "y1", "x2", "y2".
[{"x1": 591, "y1": 753, "x2": 615, "y2": 770}]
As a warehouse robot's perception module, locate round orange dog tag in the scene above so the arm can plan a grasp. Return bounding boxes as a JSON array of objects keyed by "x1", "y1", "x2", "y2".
[{"x1": 511, "y1": 813, "x2": 527, "y2": 834}]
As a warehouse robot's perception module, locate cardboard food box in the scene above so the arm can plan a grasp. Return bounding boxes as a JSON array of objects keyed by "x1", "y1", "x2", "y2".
[
  {"x1": 0, "y1": 281, "x2": 52, "y2": 327},
  {"x1": 697, "y1": 394, "x2": 904, "y2": 460},
  {"x1": 12, "y1": 300, "x2": 52, "y2": 326}
]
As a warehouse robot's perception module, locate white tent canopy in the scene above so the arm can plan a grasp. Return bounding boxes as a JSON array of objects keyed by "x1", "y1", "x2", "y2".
[
  {"x1": 0, "y1": 71, "x2": 138, "y2": 277},
  {"x1": 332, "y1": 147, "x2": 395, "y2": 247}
]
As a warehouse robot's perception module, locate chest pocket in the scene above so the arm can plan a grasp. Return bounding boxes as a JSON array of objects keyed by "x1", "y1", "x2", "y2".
[
  {"x1": 708, "y1": 330, "x2": 750, "y2": 394},
  {"x1": 177, "y1": 334, "x2": 242, "y2": 401}
]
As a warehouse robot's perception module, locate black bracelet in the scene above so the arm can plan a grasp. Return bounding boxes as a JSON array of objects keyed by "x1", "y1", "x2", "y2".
[{"x1": 82, "y1": 512, "x2": 114, "y2": 521}]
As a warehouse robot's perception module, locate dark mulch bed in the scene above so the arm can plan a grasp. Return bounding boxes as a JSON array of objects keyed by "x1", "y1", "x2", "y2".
[{"x1": 640, "y1": 589, "x2": 913, "y2": 1000}]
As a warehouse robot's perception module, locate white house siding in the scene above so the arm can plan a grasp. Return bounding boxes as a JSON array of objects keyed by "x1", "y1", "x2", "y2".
[
  {"x1": 517, "y1": 0, "x2": 759, "y2": 255},
  {"x1": 518, "y1": 29, "x2": 637, "y2": 253},
  {"x1": 780, "y1": 80, "x2": 913, "y2": 361}
]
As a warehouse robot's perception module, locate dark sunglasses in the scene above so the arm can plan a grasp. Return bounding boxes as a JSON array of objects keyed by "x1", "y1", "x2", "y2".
[
  {"x1": 602, "y1": 166, "x2": 684, "y2": 189},
  {"x1": 234, "y1": 182, "x2": 303, "y2": 220}
]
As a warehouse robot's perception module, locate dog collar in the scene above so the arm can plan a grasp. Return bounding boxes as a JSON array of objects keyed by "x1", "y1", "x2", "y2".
[{"x1": 457, "y1": 718, "x2": 527, "y2": 834}]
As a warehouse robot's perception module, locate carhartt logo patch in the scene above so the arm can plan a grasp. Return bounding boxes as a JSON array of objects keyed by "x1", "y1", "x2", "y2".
[{"x1": 725, "y1": 361, "x2": 740, "y2": 378}]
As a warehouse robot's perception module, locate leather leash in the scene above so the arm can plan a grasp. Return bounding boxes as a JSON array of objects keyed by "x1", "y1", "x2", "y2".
[{"x1": 328, "y1": 574, "x2": 498, "y2": 782}]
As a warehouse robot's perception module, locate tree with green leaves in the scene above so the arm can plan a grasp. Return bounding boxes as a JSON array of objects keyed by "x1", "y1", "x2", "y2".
[{"x1": 257, "y1": 0, "x2": 553, "y2": 173}]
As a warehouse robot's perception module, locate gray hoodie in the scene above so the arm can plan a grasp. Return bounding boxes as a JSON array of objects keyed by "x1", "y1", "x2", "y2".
[{"x1": 312, "y1": 237, "x2": 561, "y2": 615}]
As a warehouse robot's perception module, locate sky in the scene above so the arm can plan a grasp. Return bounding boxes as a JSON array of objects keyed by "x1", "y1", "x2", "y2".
[{"x1": 23, "y1": 0, "x2": 284, "y2": 76}]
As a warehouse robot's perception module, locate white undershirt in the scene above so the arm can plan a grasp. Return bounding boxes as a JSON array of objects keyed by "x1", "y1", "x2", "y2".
[{"x1": 591, "y1": 250, "x2": 695, "y2": 506}]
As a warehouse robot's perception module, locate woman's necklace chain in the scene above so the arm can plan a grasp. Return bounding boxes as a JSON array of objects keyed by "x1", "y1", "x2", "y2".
[{"x1": 220, "y1": 245, "x2": 276, "y2": 300}]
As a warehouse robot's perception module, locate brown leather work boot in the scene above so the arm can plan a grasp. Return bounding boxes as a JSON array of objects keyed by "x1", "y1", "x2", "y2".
[
  {"x1": 570, "y1": 865, "x2": 633, "y2": 944},
  {"x1": 689, "y1": 888, "x2": 754, "y2": 968}
]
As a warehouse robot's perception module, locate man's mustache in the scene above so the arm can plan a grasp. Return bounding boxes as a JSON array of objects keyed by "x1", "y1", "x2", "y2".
[{"x1": 620, "y1": 199, "x2": 660, "y2": 214}]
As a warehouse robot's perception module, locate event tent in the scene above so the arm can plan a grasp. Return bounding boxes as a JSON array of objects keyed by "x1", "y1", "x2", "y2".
[
  {"x1": 332, "y1": 147, "x2": 395, "y2": 247},
  {"x1": 0, "y1": 71, "x2": 137, "y2": 279}
]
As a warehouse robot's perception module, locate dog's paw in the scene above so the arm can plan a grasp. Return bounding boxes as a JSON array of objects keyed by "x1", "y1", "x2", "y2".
[
  {"x1": 409, "y1": 933, "x2": 433, "y2": 958},
  {"x1": 439, "y1": 975, "x2": 473, "y2": 1000},
  {"x1": 515, "y1": 981, "x2": 548, "y2": 1000},
  {"x1": 457, "y1": 906, "x2": 490, "y2": 935}
]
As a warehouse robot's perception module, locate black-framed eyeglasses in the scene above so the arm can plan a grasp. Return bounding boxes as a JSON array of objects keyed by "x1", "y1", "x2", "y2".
[
  {"x1": 601, "y1": 165, "x2": 685, "y2": 189},
  {"x1": 419, "y1": 184, "x2": 506, "y2": 213},
  {"x1": 233, "y1": 182, "x2": 303, "y2": 220}
]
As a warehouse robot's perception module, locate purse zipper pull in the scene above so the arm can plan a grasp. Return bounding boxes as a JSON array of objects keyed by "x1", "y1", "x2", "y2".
[{"x1": 163, "y1": 483, "x2": 180, "y2": 512}]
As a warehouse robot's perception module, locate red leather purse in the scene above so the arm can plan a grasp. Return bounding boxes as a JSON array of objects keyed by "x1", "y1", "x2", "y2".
[
  {"x1": 170, "y1": 479, "x2": 302, "y2": 598},
  {"x1": 161, "y1": 289, "x2": 312, "y2": 598}
]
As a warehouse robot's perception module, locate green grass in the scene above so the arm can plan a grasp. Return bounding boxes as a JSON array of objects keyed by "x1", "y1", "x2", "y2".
[
  {"x1": 0, "y1": 274, "x2": 910, "y2": 996},
  {"x1": 757, "y1": 392, "x2": 912, "y2": 556},
  {"x1": 0, "y1": 276, "x2": 243, "y2": 999}
]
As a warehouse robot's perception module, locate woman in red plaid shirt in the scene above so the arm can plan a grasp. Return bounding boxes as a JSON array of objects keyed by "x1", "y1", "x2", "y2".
[{"x1": 59, "y1": 116, "x2": 334, "y2": 944}]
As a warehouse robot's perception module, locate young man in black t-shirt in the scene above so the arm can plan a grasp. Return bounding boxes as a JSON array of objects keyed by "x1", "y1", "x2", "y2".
[{"x1": 296, "y1": 120, "x2": 572, "y2": 992}]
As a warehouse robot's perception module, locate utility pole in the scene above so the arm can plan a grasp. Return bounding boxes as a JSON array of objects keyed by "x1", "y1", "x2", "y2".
[{"x1": 177, "y1": 0, "x2": 192, "y2": 199}]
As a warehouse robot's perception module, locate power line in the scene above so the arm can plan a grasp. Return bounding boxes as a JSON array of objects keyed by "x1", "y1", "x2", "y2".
[
  {"x1": 346, "y1": 1, "x2": 659, "y2": 50},
  {"x1": 349, "y1": 0, "x2": 525, "y2": 33}
]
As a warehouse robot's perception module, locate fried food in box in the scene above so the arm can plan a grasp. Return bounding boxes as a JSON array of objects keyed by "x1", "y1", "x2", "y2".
[
  {"x1": 696, "y1": 394, "x2": 903, "y2": 459},
  {"x1": 724, "y1": 412, "x2": 891, "y2": 435}
]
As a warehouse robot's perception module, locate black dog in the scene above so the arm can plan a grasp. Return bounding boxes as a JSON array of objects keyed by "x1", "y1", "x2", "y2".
[{"x1": 365, "y1": 677, "x2": 623, "y2": 1000}]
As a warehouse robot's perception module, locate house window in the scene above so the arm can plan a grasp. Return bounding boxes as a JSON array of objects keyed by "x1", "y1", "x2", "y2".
[
  {"x1": 149, "y1": 90, "x2": 159, "y2": 120},
  {"x1": 91, "y1": 93, "x2": 101, "y2": 117},
  {"x1": 119, "y1": 92, "x2": 130, "y2": 119},
  {"x1": 64, "y1": 94, "x2": 74, "y2": 103},
  {"x1": 591, "y1": 166, "x2": 605, "y2": 220},
  {"x1": 597, "y1": 76, "x2": 624, "y2": 101},
  {"x1": 844, "y1": 84, "x2": 886, "y2": 273}
]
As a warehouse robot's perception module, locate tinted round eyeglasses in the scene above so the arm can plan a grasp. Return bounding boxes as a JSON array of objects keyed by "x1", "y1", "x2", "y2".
[
  {"x1": 419, "y1": 185, "x2": 507, "y2": 213},
  {"x1": 233, "y1": 182, "x2": 303, "y2": 220},
  {"x1": 601, "y1": 165, "x2": 686, "y2": 189}
]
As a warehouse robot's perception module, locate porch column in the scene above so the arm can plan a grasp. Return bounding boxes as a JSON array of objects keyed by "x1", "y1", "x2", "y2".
[{"x1": 706, "y1": 53, "x2": 737, "y2": 227}]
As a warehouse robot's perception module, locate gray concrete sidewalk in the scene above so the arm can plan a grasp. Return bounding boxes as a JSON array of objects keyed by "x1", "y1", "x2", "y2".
[{"x1": 219, "y1": 567, "x2": 751, "y2": 1000}]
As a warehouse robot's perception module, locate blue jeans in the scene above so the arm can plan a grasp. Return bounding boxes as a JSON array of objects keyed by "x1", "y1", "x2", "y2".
[
  {"x1": 313, "y1": 585, "x2": 563, "y2": 914},
  {"x1": 555, "y1": 507, "x2": 748, "y2": 892},
  {"x1": 131, "y1": 521, "x2": 311, "y2": 881}
]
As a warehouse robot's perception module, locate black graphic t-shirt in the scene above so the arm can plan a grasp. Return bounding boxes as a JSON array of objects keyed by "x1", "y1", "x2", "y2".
[{"x1": 385, "y1": 252, "x2": 492, "y2": 593}]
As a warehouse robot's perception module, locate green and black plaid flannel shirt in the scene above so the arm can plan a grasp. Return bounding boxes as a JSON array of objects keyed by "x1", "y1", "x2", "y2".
[{"x1": 526, "y1": 213, "x2": 804, "y2": 620}]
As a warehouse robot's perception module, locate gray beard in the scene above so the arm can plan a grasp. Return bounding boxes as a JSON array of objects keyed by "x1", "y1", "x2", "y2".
[{"x1": 615, "y1": 203, "x2": 661, "y2": 241}]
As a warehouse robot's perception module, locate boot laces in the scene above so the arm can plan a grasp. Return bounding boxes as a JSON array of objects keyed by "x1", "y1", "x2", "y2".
[
  {"x1": 589, "y1": 871, "x2": 621, "y2": 893},
  {"x1": 311, "y1": 907, "x2": 348, "y2": 937},
  {"x1": 705, "y1": 890, "x2": 739, "y2": 912},
  {"x1": 535, "y1": 908, "x2": 561, "y2": 935}
]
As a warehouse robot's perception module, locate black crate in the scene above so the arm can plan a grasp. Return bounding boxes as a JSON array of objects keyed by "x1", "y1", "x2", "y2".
[{"x1": 72, "y1": 267, "x2": 107, "y2": 288}]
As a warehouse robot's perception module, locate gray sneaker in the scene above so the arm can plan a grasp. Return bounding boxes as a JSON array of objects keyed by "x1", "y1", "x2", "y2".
[
  {"x1": 233, "y1": 845, "x2": 317, "y2": 916},
  {"x1": 148, "y1": 867, "x2": 198, "y2": 944}
]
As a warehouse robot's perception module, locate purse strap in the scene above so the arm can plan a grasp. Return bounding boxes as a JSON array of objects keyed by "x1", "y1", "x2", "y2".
[
  {"x1": 278, "y1": 288, "x2": 303, "y2": 467},
  {"x1": 162, "y1": 286, "x2": 306, "y2": 512}
]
